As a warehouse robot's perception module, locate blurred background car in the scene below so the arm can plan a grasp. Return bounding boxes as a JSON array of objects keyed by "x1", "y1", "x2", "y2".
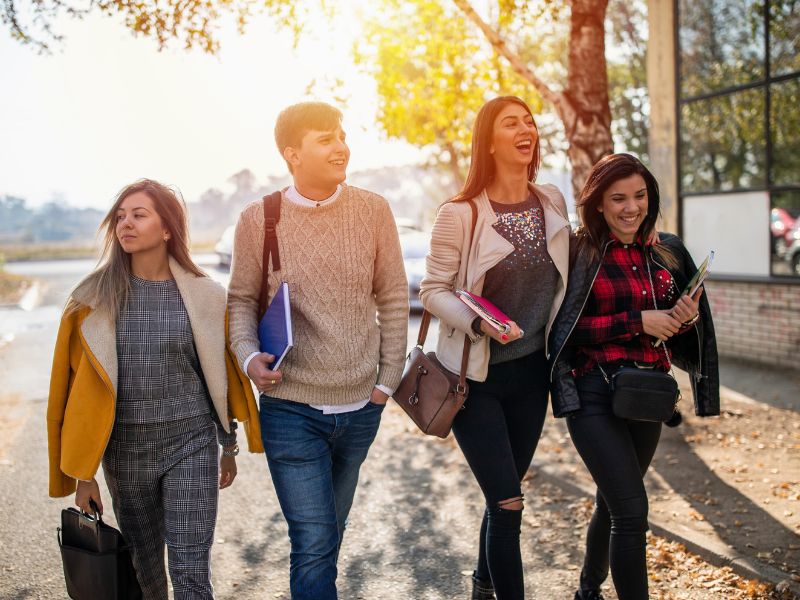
[
  {"x1": 215, "y1": 225, "x2": 235, "y2": 267},
  {"x1": 398, "y1": 228, "x2": 429, "y2": 313},
  {"x1": 770, "y1": 207, "x2": 795, "y2": 257},
  {"x1": 783, "y1": 221, "x2": 800, "y2": 276}
]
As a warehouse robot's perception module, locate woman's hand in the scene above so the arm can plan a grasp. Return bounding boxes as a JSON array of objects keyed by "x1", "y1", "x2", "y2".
[
  {"x1": 669, "y1": 286, "x2": 703, "y2": 324},
  {"x1": 219, "y1": 455, "x2": 237, "y2": 489},
  {"x1": 641, "y1": 310, "x2": 682, "y2": 342},
  {"x1": 75, "y1": 479, "x2": 103, "y2": 515},
  {"x1": 480, "y1": 319, "x2": 524, "y2": 345}
]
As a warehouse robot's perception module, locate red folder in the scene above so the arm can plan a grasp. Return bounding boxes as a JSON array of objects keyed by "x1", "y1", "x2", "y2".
[{"x1": 455, "y1": 290, "x2": 512, "y2": 334}]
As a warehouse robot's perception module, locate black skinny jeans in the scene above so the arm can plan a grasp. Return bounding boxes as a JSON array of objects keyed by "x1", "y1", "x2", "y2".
[
  {"x1": 451, "y1": 350, "x2": 549, "y2": 600},
  {"x1": 566, "y1": 368, "x2": 662, "y2": 600}
]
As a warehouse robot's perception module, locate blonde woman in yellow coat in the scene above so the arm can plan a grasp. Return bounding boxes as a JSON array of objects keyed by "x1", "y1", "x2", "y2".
[{"x1": 48, "y1": 179, "x2": 260, "y2": 600}]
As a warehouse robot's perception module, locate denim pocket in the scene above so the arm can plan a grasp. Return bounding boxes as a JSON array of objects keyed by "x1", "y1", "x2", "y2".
[{"x1": 366, "y1": 400, "x2": 387, "y2": 412}]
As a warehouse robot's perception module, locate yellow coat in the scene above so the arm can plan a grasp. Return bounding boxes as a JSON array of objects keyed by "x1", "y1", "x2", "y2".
[{"x1": 47, "y1": 258, "x2": 262, "y2": 498}]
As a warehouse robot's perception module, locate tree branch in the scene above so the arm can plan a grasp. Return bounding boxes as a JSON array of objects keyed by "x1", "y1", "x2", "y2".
[{"x1": 450, "y1": 0, "x2": 561, "y2": 107}]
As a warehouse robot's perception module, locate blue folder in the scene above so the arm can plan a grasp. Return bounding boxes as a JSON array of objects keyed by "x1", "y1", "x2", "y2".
[{"x1": 258, "y1": 282, "x2": 293, "y2": 370}]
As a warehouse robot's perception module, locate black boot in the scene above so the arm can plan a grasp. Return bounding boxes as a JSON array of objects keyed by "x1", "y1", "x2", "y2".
[
  {"x1": 573, "y1": 590, "x2": 605, "y2": 600},
  {"x1": 471, "y1": 573, "x2": 495, "y2": 600}
]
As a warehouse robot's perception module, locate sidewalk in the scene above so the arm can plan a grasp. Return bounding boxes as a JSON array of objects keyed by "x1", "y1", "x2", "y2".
[{"x1": 535, "y1": 357, "x2": 800, "y2": 597}]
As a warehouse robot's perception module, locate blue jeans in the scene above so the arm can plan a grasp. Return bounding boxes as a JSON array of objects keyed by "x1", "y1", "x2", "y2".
[{"x1": 259, "y1": 395, "x2": 385, "y2": 600}]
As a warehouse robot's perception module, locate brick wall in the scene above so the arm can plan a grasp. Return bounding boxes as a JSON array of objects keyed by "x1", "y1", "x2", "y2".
[{"x1": 704, "y1": 280, "x2": 800, "y2": 369}]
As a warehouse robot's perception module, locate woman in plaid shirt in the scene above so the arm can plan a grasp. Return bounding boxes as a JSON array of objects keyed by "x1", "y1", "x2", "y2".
[{"x1": 548, "y1": 154, "x2": 719, "y2": 600}]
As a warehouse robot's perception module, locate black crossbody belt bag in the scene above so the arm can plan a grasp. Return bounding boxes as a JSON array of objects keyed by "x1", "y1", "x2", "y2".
[
  {"x1": 607, "y1": 249, "x2": 681, "y2": 423},
  {"x1": 610, "y1": 367, "x2": 679, "y2": 422}
]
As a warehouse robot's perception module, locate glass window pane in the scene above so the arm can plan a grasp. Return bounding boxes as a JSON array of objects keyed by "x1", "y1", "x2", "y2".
[
  {"x1": 771, "y1": 190, "x2": 800, "y2": 276},
  {"x1": 680, "y1": 89, "x2": 767, "y2": 193},
  {"x1": 770, "y1": 0, "x2": 800, "y2": 76},
  {"x1": 679, "y1": 0, "x2": 765, "y2": 98},
  {"x1": 771, "y1": 79, "x2": 800, "y2": 186}
]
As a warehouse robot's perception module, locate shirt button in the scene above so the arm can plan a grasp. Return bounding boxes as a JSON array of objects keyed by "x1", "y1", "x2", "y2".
[
  {"x1": 624, "y1": 244, "x2": 629, "y2": 249},
  {"x1": 642, "y1": 290, "x2": 647, "y2": 295},
  {"x1": 632, "y1": 266, "x2": 637, "y2": 271}
]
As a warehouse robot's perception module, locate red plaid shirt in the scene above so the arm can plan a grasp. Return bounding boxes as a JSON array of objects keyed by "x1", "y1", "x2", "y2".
[{"x1": 570, "y1": 237, "x2": 682, "y2": 374}]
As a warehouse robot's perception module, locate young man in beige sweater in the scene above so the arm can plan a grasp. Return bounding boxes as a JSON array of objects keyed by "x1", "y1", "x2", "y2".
[{"x1": 227, "y1": 101, "x2": 408, "y2": 599}]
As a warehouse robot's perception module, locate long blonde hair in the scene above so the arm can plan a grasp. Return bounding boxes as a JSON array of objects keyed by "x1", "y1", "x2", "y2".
[{"x1": 66, "y1": 179, "x2": 205, "y2": 319}]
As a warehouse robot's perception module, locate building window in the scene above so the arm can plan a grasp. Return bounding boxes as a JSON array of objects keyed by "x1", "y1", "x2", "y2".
[
  {"x1": 678, "y1": 0, "x2": 800, "y2": 278},
  {"x1": 680, "y1": 88, "x2": 766, "y2": 194}
]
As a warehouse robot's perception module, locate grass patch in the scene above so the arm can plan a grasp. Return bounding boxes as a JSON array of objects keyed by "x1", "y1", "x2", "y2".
[
  {"x1": 1, "y1": 241, "x2": 216, "y2": 262},
  {"x1": 0, "y1": 243, "x2": 98, "y2": 262},
  {"x1": 0, "y1": 270, "x2": 34, "y2": 305}
]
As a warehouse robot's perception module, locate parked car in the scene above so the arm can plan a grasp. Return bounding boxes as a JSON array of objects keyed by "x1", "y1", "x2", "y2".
[
  {"x1": 399, "y1": 229, "x2": 429, "y2": 312},
  {"x1": 770, "y1": 208, "x2": 796, "y2": 257},
  {"x1": 215, "y1": 225, "x2": 235, "y2": 268},
  {"x1": 783, "y1": 220, "x2": 800, "y2": 276}
]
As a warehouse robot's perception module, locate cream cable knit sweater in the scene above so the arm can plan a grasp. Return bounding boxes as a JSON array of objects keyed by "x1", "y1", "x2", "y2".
[{"x1": 227, "y1": 184, "x2": 409, "y2": 405}]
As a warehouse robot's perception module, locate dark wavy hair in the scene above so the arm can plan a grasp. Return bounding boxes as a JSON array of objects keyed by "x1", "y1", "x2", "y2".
[
  {"x1": 577, "y1": 153, "x2": 676, "y2": 266},
  {"x1": 451, "y1": 96, "x2": 540, "y2": 203}
]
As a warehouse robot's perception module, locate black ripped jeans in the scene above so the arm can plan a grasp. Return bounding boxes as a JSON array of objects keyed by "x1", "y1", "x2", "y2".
[
  {"x1": 567, "y1": 368, "x2": 662, "y2": 600},
  {"x1": 452, "y1": 350, "x2": 550, "y2": 600}
]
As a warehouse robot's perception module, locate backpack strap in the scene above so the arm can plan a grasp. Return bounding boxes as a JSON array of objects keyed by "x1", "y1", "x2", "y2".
[{"x1": 258, "y1": 191, "x2": 282, "y2": 318}]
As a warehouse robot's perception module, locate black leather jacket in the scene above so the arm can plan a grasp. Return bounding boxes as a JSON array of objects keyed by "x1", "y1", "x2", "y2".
[{"x1": 548, "y1": 232, "x2": 720, "y2": 418}]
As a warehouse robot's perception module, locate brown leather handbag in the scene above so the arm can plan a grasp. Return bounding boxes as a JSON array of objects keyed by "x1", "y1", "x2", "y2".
[{"x1": 393, "y1": 199, "x2": 476, "y2": 438}]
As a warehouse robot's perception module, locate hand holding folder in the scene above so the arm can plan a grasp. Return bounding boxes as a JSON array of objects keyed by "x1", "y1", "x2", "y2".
[
  {"x1": 258, "y1": 282, "x2": 293, "y2": 370},
  {"x1": 455, "y1": 290, "x2": 524, "y2": 342},
  {"x1": 653, "y1": 250, "x2": 714, "y2": 347},
  {"x1": 683, "y1": 250, "x2": 714, "y2": 296}
]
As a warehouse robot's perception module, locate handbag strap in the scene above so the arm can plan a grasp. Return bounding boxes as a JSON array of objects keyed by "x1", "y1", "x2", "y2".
[
  {"x1": 417, "y1": 199, "x2": 478, "y2": 393},
  {"x1": 258, "y1": 191, "x2": 283, "y2": 319},
  {"x1": 643, "y1": 249, "x2": 673, "y2": 370}
]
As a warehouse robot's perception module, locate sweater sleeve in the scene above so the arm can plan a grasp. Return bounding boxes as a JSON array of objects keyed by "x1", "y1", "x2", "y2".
[
  {"x1": 227, "y1": 204, "x2": 264, "y2": 372},
  {"x1": 372, "y1": 199, "x2": 409, "y2": 391},
  {"x1": 419, "y1": 202, "x2": 481, "y2": 340}
]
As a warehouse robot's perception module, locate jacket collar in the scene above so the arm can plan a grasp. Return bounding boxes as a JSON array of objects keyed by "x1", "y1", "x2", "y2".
[
  {"x1": 169, "y1": 257, "x2": 228, "y2": 410},
  {"x1": 466, "y1": 182, "x2": 571, "y2": 289}
]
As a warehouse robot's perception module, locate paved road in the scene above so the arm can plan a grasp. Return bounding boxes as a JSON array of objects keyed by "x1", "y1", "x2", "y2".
[{"x1": 1, "y1": 257, "x2": 796, "y2": 599}]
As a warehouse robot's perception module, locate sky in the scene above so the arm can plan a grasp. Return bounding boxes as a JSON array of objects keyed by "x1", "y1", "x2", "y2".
[{"x1": 0, "y1": 6, "x2": 422, "y2": 209}]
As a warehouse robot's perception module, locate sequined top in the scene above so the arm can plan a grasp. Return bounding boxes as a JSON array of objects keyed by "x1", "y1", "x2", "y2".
[{"x1": 481, "y1": 194, "x2": 559, "y2": 364}]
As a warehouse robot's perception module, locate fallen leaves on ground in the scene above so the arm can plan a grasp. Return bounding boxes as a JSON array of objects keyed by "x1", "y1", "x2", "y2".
[{"x1": 647, "y1": 535, "x2": 798, "y2": 599}]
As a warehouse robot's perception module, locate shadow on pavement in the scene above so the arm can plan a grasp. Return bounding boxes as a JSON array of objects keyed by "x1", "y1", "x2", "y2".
[
  {"x1": 719, "y1": 357, "x2": 800, "y2": 412},
  {"x1": 653, "y1": 422, "x2": 799, "y2": 576}
]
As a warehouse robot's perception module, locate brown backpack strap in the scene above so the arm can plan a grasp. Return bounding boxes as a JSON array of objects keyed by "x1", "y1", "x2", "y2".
[
  {"x1": 419, "y1": 198, "x2": 478, "y2": 393},
  {"x1": 258, "y1": 191, "x2": 282, "y2": 318}
]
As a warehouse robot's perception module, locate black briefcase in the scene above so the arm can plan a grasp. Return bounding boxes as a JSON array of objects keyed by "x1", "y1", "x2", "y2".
[{"x1": 57, "y1": 503, "x2": 142, "y2": 600}]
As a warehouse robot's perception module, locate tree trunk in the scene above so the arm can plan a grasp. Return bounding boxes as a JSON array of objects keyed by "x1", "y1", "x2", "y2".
[
  {"x1": 561, "y1": 0, "x2": 613, "y2": 197},
  {"x1": 452, "y1": 0, "x2": 614, "y2": 198}
]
